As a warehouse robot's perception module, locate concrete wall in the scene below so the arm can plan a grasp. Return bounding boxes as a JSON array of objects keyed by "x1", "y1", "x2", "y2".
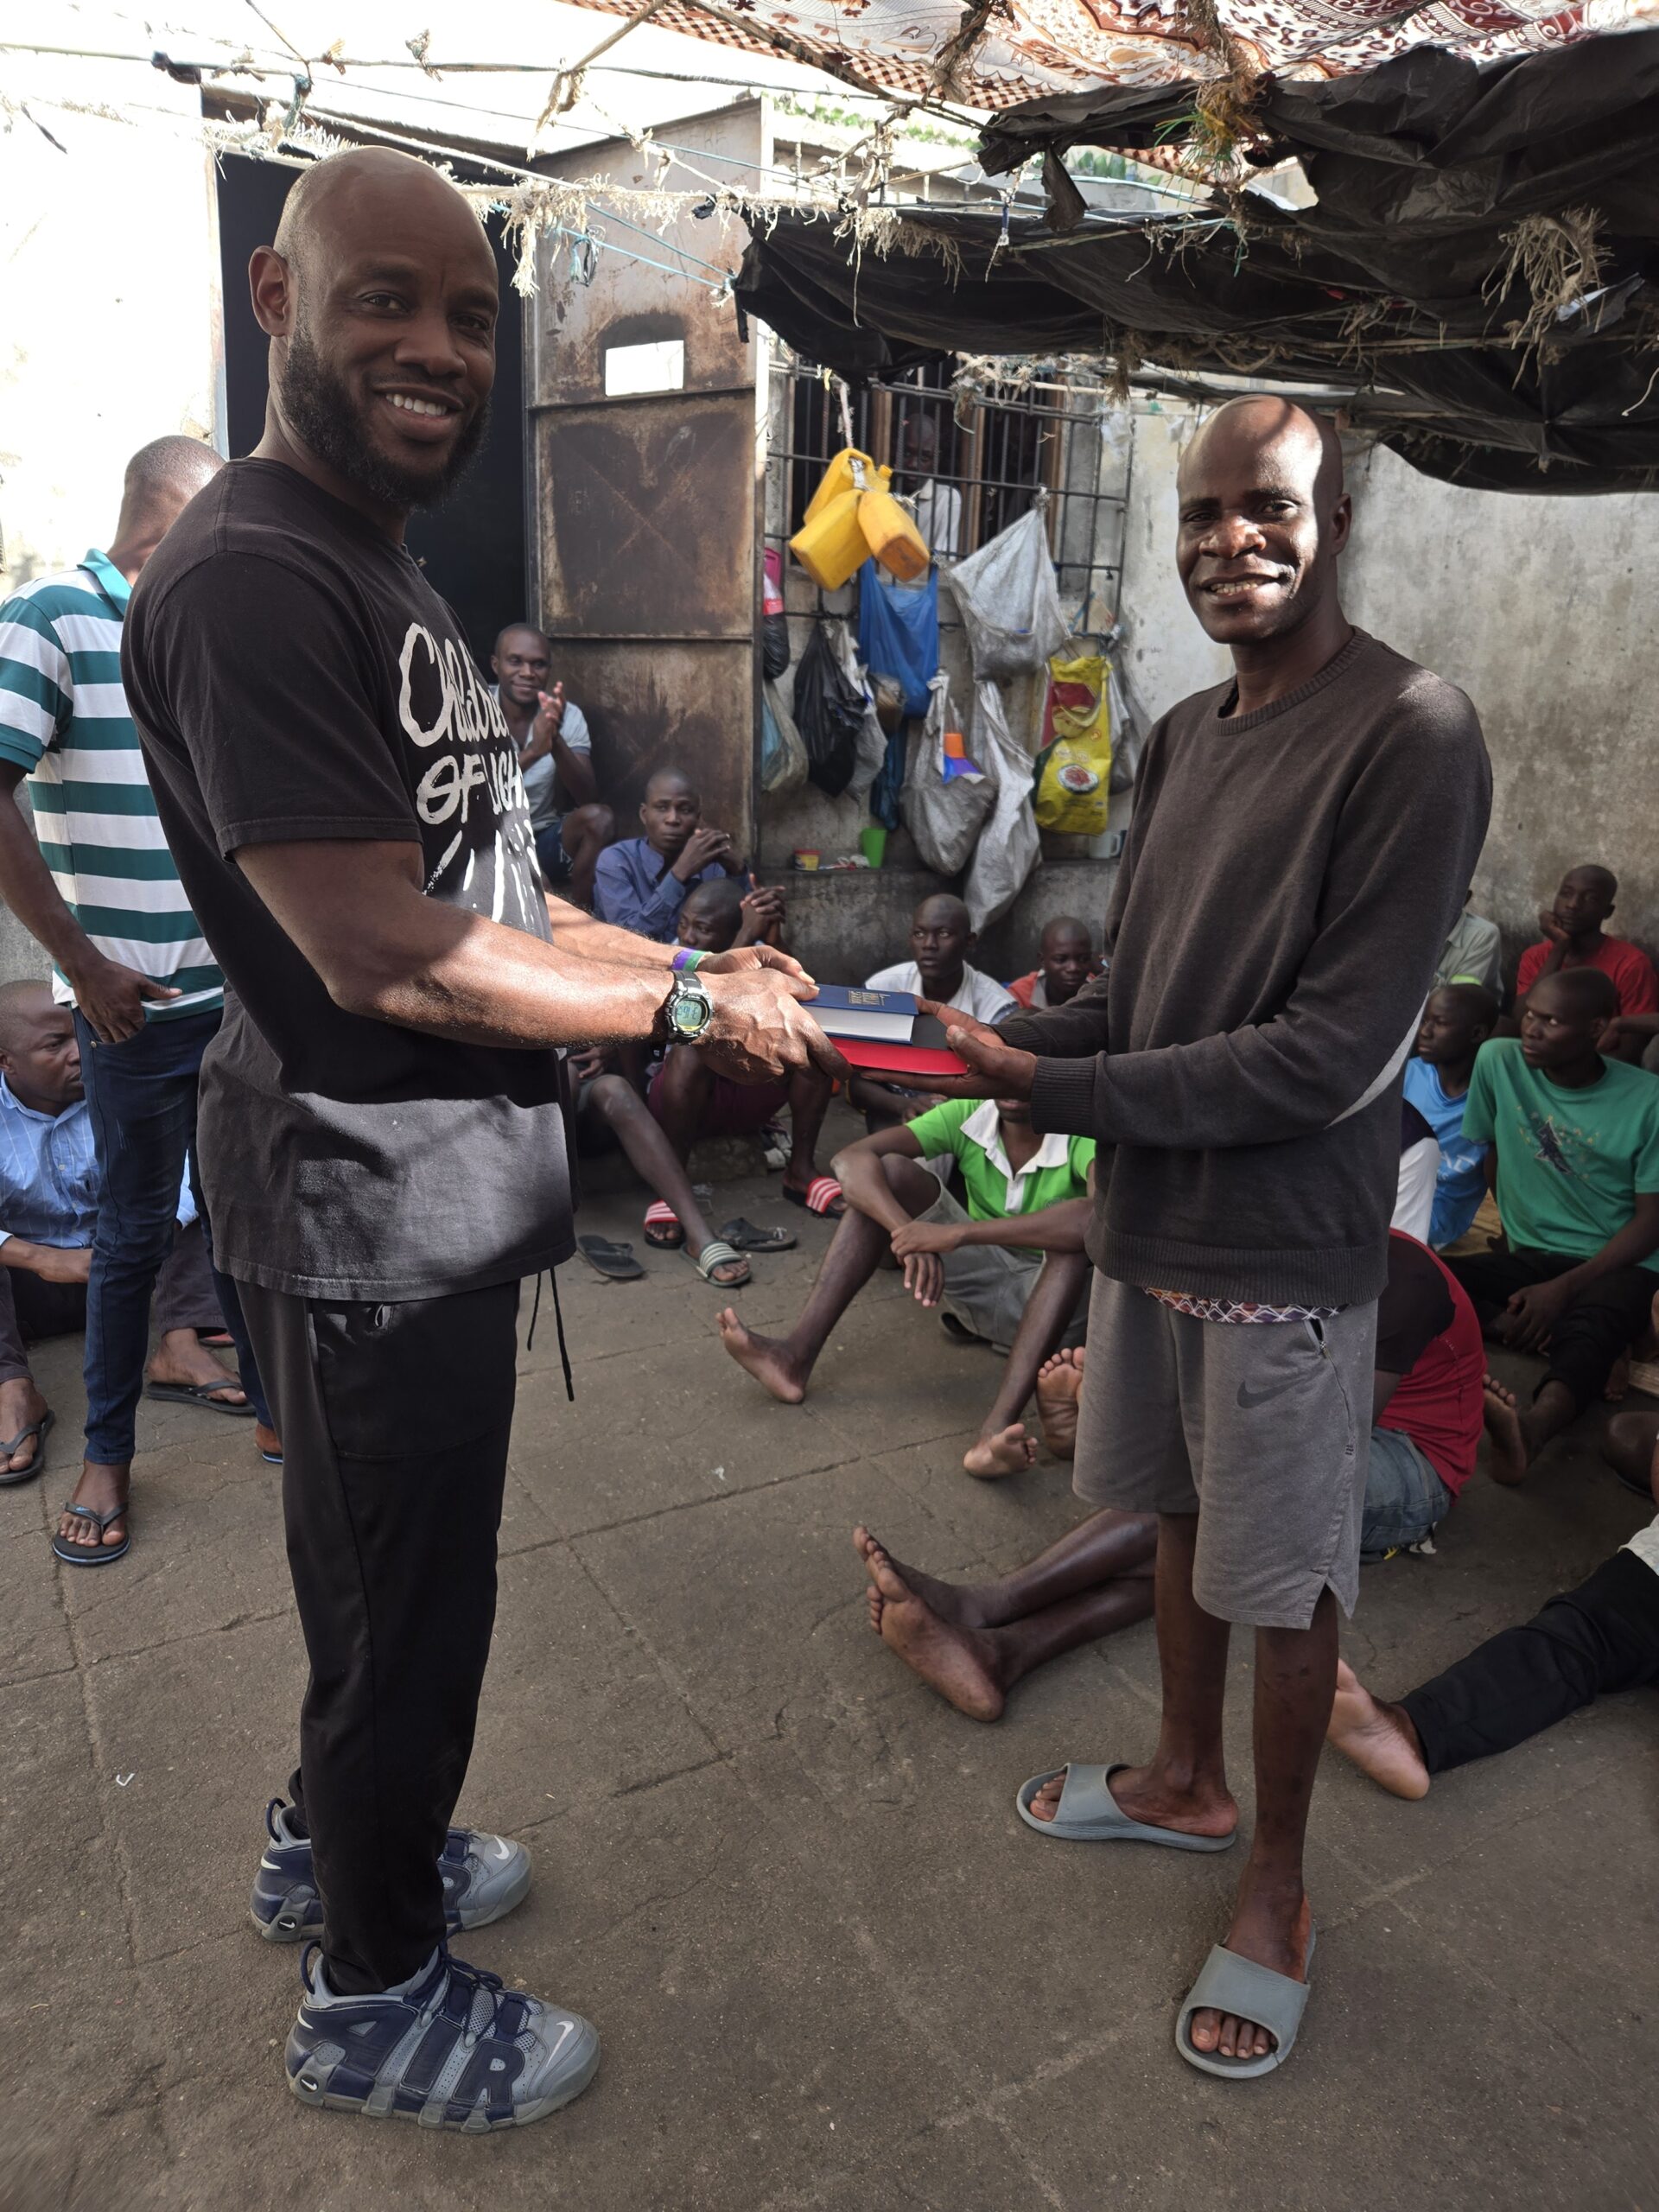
[
  {"x1": 1112, "y1": 401, "x2": 1659, "y2": 982},
  {"x1": 0, "y1": 54, "x2": 222, "y2": 988}
]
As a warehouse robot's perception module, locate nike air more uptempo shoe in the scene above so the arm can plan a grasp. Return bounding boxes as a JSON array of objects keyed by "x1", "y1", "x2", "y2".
[
  {"x1": 251, "y1": 1799, "x2": 531, "y2": 1944},
  {"x1": 285, "y1": 1944, "x2": 600, "y2": 2130}
]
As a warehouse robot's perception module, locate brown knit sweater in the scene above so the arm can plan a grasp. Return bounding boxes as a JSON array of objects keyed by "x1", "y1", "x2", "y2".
[{"x1": 1001, "y1": 630, "x2": 1491, "y2": 1307}]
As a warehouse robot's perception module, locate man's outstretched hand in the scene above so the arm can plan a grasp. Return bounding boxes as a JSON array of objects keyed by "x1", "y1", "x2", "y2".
[
  {"x1": 858, "y1": 1001, "x2": 1038, "y2": 1101},
  {"x1": 701, "y1": 943, "x2": 812, "y2": 985},
  {"x1": 700, "y1": 968, "x2": 848, "y2": 1085}
]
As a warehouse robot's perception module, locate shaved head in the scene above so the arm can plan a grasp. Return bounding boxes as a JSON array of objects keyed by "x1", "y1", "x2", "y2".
[
  {"x1": 110, "y1": 436, "x2": 222, "y2": 574},
  {"x1": 0, "y1": 979, "x2": 54, "y2": 1059},
  {"x1": 916, "y1": 893, "x2": 970, "y2": 935},
  {"x1": 1179, "y1": 397, "x2": 1344, "y2": 506},
  {"x1": 1175, "y1": 393, "x2": 1351, "y2": 662},
  {"x1": 251, "y1": 145, "x2": 498, "y2": 519}
]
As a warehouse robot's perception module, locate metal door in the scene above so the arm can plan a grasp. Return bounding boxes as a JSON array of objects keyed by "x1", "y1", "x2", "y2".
[{"x1": 528, "y1": 100, "x2": 766, "y2": 855}]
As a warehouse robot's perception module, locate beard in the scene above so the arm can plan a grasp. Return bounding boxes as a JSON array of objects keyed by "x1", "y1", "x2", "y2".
[{"x1": 277, "y1": 325, "x2": 490, "y2": 510}]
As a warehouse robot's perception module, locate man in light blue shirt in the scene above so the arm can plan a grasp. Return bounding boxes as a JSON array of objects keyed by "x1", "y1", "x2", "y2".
[
  {"x1": 1402, "y1": 982, "x2": 1498, "y2": 1249},
  {"x1": 0, "y1": 982, "x2": 245, "y2": 1492}
]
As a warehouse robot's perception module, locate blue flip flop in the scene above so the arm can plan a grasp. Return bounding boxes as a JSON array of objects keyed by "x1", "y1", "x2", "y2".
[
  {"x1": 1176, "y1": 1929, "x2": 1317, "y2": 2079},
  {"x1": 1015, "y1": 1764, "x2": 1238, "y2": 1850},
  {"x1": 52, "y1": 1499, "x2": 130, "y2": 1567}
]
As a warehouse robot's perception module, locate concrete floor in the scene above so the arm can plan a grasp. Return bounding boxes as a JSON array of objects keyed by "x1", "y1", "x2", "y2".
[{"x1": 3, "y1": 1119, "x2": 1656, "y2": 2211}]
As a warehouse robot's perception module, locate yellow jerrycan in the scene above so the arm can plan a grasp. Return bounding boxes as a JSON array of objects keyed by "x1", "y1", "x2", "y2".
[
  {"x1": 858, "y1": 463, "x2": 931, "y2": 582},
  {"x1": 790, "y1": 448, "x2": 877, "y2": 590}
]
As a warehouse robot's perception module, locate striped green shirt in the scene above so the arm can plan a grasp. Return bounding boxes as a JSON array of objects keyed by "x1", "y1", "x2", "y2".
[{"x1": 0, "y1": 550, "x2": 221, "y2": 1018}]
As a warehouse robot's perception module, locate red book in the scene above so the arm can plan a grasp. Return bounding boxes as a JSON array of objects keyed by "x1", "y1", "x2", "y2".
[{"x1": 804, "y1": 988, "x2": 967, "y2": 1079}]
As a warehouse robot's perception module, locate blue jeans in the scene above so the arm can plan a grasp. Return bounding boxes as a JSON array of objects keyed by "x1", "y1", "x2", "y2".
[
  {"x1": 74, "y1": 1007, "x2": 269, "y2": 1460},
  {"x1": 1362, "y1": 1423, "x2": 1454, "y2": 1560}
]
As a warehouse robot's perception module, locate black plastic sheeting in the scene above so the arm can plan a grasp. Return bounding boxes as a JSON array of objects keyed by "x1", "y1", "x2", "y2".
[{"x1": 734, "y1": 34, "x2": 1659, "y2": 493}]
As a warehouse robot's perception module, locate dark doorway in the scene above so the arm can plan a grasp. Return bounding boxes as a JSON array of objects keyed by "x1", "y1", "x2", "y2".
[{"x1": 214, "y1": 154, "x2": 527, "y2": 664}]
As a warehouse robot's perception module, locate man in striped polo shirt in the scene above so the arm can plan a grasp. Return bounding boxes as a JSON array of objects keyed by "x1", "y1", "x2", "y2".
[{"x1": 0, "y1": 438, "x2": 273, "y2": 1564}]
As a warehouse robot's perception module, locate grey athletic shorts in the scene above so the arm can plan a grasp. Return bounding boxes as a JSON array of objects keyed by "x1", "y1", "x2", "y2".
[
  {"x1": 1074, "y1": 1272, "x2": 1378, "y2": 1630},
  {"x1": 917, "y1": 1181, "x2": 1088, "y2": 1355}
]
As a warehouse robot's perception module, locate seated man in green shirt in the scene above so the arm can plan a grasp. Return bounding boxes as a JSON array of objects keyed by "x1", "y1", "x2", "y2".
[
  {"x1": 718, "y1": 1096, "x2": 1093, "y2": 1478},
  {"x1": 1447, "y1": 968, "x2": 1659, "y2": 1483}
]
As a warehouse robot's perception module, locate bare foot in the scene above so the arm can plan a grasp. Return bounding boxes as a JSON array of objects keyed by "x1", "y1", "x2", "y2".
[
  {"x1": 56, "y1": 1459, "x2": 130, "y2": 1556},
  {"x1": 963, "y1": 1423, "x2": 1035, "y2": 1479},
  {"x1": 1482, "y1": 1372, "x2": 1530, "y2": 1485},
  {"x1": 146, "y1": 1327, "x2": 247, "y2": 1408},
  {"x1": 1026, "y1": 1759, "x2": 1237, "y2": 1837},
  {"x1": 716, "y1": 1307, "x2": 807, "y2": 1404},
  {"x1": 1326, "y1": 1656, "x2": 1429, "y2": 1799},
  {"x1": 1605, "y1": 1352, "x2": 1630, "y2": 1403},
  {"x1": 255, "y1": 1421, "x2": 283, "y2": 1465},
  {"x1": 1186, "y1": 1881, "x2": 1313, "y2": 2063},
  {"x1": 0, "y1": 1375, "x2": 50, "y2": 1477},
  {"x1": 852, "y1": 1525, "x2": 982, "y2": 1629},
  {"x1": 1034, "y1": 1347, "x2": 1085, "y2": 1459},
  {"x1": 858, "y1": 1531, "x2": 1006, "y2": 1720}
]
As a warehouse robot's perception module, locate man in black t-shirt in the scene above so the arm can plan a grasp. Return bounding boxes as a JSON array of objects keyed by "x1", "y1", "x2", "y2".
[{"x1": 124, "y1": 145, "x2": 842, "y2": 2134}]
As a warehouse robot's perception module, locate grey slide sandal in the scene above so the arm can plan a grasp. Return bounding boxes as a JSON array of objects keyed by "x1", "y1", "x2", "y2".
[
  {"x1": 1176, "y1": 1929, "x2": 1317, "y2": 2080},
  {"x1": 1015, "y1": 1764, "x2": 1238, "y2": 1850},
  {"x1": 0, "y1": 1408, "x2": 53, "y2": 1487}
]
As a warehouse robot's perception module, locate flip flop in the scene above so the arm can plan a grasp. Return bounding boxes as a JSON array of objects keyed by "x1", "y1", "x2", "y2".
[
  {"x1": 1176, "y1": 1929, "x2": 1317, "y2": 2080},
  {"x1": 144, "y1": 1381, "x2": 254, "y2": 1418},
  {"x1": 0, "y1": 1408, "x2": 53, "y2": 1488},
  {"x1": 783, "y1": 1175, "x2": 845, "y2": 1218},
  {"x1": 719, "y1": 1217, "x2": 797, "y2": 1253},
  {"x1": 578, "y1": 1235, "x2": 645, "y2": 1282},
  {"x1": 1015, "y1": 1764, "x2": 1238, "y2": 1849},
  {"x1": 689, "y1": 1239, "x2": 751, "y2": 1287},
  {"x1": 52, "y1": 1499, "x2": 130, "y2": 1567},
  {"x1": 644, "y1": 1201, "x2": 684, "y2": 1250}
]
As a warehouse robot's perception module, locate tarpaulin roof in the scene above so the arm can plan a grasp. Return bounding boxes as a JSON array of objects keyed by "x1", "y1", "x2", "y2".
[
  {"x1": 734, "y1": 33, "x2": 1659, "y2": 493},
  {"x1": 563, "y1": 0, "x2": 1658, "y2": 109}
]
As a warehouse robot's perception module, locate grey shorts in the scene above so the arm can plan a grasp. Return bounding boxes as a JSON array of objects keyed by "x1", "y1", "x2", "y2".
[
  {"x1": 918, "y1": 1181, "x2": 1088, "y2": 1355},
  {"x1": 1073, "y1": 1272, "x2": 1378, "y2": 1630}
]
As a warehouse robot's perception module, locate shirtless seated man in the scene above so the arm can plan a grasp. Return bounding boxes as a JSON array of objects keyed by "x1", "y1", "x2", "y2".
[{"x1": 720, "y1": 1092, "x2": 1092, "y2": 1478}]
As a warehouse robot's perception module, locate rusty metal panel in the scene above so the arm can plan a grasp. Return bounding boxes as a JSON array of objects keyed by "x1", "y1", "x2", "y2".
[
  {"x1": 531, "y1": 103, "x2": 760, "y2": 406},
  {"x1": 536, "y1": 391, "x2": 753, "y2": 639},
  {"x1": 548, "y1": 639, "x2": 754, "y2": 848}
]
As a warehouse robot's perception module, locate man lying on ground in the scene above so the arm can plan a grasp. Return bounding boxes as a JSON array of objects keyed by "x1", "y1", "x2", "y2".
[
  {"x1": 720, "y1": 1093, "x2": 1092, "y2": 1478},
  {"x1": 1446, "y1": 969, "x2": 1659, "y2": 1484},
  {"x1": 1516, "y1": 863, "x2": 1657, "y2": 1056},
  {"x1": 1007, "y1": 916, "x2": 1096, "y2": 1012},
  {"x1": 0, "y1": 982, "x2": 258, "y2": 1498},
  {"x1": 851, "y1": 1227, "x2": 1487, "y2": 1721},
  {"x1": 850, "y1": 893, "x2": 1015, "y2": 1138},
  {"x1": 489, "y1": 624, "x2": 613, "y2": 907},
  {"x1": 591, "y1": 765, "x2": 741, "y2": 941},
  {"x1": 1328, "y1": 1433, "x2": 1659, "y2": 1800},
  {"x1": 1402, "y1": 983, "x2": 1497, "y2": 1250}
]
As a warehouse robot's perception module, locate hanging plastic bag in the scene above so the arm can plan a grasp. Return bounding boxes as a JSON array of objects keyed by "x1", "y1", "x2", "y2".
[
  {"x1": 856, "y1": 558, "x2": 939, "y2": 720},
  {"x1": 828, "y1": 621, "x2": 889, "y2": 804},
  {"x1": 945, "y1": 503, "x2": 1068, "y2": 681},
  {"x1": 902, "y1": 672, "x2": 993, "y2": 876},
  {"x1": 761, "y1": 546, "x2": 791, "y2": 683},
  {"x1": 792, "y1": 620, "x2": 866, "y2": 798},
  {"x1": 964, "y1": 682, "x2": 1040, "y2": 931},
  {"x1": 1033, "y1": 652, "x2": 1113, "y2": 835},
  {"x1": 759, "y1": 676, "x2": 807, "y2": 796}
]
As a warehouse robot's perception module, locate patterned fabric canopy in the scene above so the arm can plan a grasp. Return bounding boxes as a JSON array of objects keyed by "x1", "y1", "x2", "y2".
[{"x1": 562, "y1": 0, "x2": 1656, "y2": 106}]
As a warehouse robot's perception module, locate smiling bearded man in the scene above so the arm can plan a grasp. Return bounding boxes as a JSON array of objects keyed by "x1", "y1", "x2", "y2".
[{"x1": 894, "y1": 397, "x2": 1491, "y2": 2079}]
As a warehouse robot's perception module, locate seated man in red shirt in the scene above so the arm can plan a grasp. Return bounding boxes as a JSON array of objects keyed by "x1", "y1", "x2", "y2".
[
  {"x1": 1516, "y1": 865, "x2": 1657, "y2": 1055},
  {"x1": 1007, "y1": 915, "x2": 1096, "y2": 1013},
  {"x1": 849, "y1": 1230, "x2": 1484, "y2": 1726}
]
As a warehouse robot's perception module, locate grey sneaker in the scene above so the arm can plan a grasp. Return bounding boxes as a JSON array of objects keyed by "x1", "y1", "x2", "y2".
[
  {"x1": 251, "y1": 1799, "x2": 531, "y2": 1943},
  {"x1": 286, "y1": 1944, "x2": 600, "y2": 2130}
]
